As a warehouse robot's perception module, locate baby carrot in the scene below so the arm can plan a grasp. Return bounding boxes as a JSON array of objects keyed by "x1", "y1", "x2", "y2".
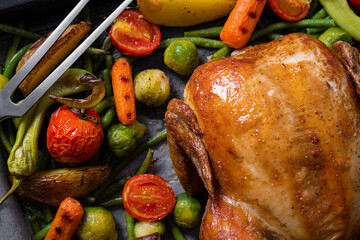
[
  {"x1": 111, "y1": 57, "x2": 136, "y2": 125},
  {"x1": 220, "y1": 0, "x2": 266, "y2": 49},
  {"x1": 44, "y1": 197, "x2": 84, "y2": 240}
]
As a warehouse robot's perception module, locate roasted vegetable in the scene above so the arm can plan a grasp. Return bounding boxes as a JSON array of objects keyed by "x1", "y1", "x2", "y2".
[
  {"x1": 76, "y1": 207, "x2": 118, "y2": 240},
  {"x1": 14, "y1": 165, "x2": 110, "y2": 206},
  {"x1": 319, "y1": 0, "x2": 360, "y2": 41},
  {"x1": 173, "y1": 193, "x2": 203, "y2": 229},
  {"x1": 164, "y1": 40, "x2": 199, "y2": 75},
  {"x1": 137, "y1": 0, "x2": 236, "y2": 27},
  {"x1": 0, "y1": 74, "x2": 8, "y2": 91},
  {"x1": 45, "y1": 198, "x2": 84, "y2": 240},
  {"x1": 318, "y1": 27, "x2": 353, "y2": 48},
  {"x1": 16, "y1": 21, "x2": 92, "y2": 96},
  {"x1": 107, "y1": 121, "x2": 147, "y2": 159},
  {"x1": 134, "y1": 220, "x2": 166, "y2": 238},
  {"x1": 46, "y1": 105, "x2": 104, "y2": 164},
  {"x1": 0, "y1": 68, "x2": 105, "y2": 205},
  {"x1": 134, "y1": 69, "x2": 170, "y2": 107},
  {"x1": 131, "y1": 233, "x2": 161, "y2": 240}
]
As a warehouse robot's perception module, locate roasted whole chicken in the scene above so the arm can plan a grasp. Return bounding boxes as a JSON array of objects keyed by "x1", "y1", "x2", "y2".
[{"x1": 165, "y1": 33, "x2": 360, "y2": 239}]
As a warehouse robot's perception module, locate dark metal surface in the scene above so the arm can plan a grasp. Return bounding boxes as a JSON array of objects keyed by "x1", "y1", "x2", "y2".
[{"x1": 0, "y1": 0, "x2": 227, "y2": 239}]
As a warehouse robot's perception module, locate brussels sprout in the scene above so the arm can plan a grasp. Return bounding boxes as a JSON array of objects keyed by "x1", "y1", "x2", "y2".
[
  {"x1": 76, "y1": 207, "x2": 118, "y2": 240},
  {"x1": 107, "y1": 121, "x2": 147, "y2": 159},
  {"x1": 164, "y1": 40, "x2": 199, "y2": 75},
  {"x1": 173, "y1": 192, "x2": 203, "y2": 229},
  {"x1": 134, "y1": 220, "x2": 166, "y2": 238},
  {"x1": 134, "y1": 69, "x2": 170, "y2": 108}
]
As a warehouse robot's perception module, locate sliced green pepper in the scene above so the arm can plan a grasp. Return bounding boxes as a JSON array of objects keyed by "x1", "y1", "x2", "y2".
[
  {"x1": 318, "y1": 27, "x2": 353, "y2": 48},
  {"x1": 319, "y1": 0, "x2": 360, "y2": 41},
  {"x1": 0, "y1": 68, "x2": 105, "y2": 205}
]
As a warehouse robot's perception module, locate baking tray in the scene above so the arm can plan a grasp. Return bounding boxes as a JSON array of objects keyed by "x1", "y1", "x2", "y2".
[{"x1": 0, "y1": 0, "x2": 227, "y2": 239}]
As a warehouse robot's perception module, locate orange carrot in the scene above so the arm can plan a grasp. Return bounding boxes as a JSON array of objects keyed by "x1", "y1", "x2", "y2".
[
  {"x1": 44, "y1": 197, "x2": 84, "y2": 240},
  {"x1": 111, "y1": 57, "x2": 136, "y2": 125},
  {"x1": 220, "y1": 0, "x2": 266, "y2": 49}
]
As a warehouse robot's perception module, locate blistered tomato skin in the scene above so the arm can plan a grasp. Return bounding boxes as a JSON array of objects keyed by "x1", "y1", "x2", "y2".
[
  {"x1": 46, "y1": 105, "x2": 104, "y2": 164},
  {"x1": 122, "y1": 174, "x2": 176, "y2": 221},
  {"x1": 109, "y1": 10, "x2": 161, "y2": 57}
]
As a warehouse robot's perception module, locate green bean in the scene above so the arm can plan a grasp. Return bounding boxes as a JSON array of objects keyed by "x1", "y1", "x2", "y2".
[
  {"x1": 29, "y1": 207, "x2": 48, "y2": 223},
  {"x1": 5, "y1": 35, "x2": 21, "y2": 67},
  {"x1": 0, "y1": 124, "x2": 12, "y2": 153},
  {"x1": 103, "y1": 68, "x2": 113, "y2": 98},
  {"x1": 84, "y1": 54, "x2": 93, "y2": 73},
  {"x1": 126, "y1": 211, "x2": 136, "y2": 239},
  {"x1": 92, "y1": 96, "x2": 115, "y2": 114},
  {"x1": 306, "y1": 0, "x2": 319, "y2": 19},
  {"x1": 93, "y1": 35, "x2": 113, "y2": 73},
  {"x1": 0, "y1": 23, "x2": 41, "y2": 40},
  {"x1": 31, "y1": 221, "x2": 51, "y2": 240},
  {"x1": 105, "y1": 55, "x2": 113, "y2": 70},
  {"x1": 158, "y1": 37, "x2": 226, "y2": 50},
  {"x1": 101, "y1": 107, "x2": 116, "y2": 131},
  {"x1": 88, "y1": 129, "x2": 167, "y2": 203},
  {"x1": 266, "y1": 33, "x2": 284, "y2": 40},
  {"x1": 29, "y1": 216, "x2": 41, "y2": 234},
  {"x1": 211, "y1": 46, "x2": 232, "y2": 60},
  {"x1": 98, "y1": 195, "x2": 123, "y2": 208},
  {"x1": 3, "y1": 43, "x2": 32, "y2": 79},
  {"x1": 166, "y1": 217, "x2": 186, "y2": 240},
  {"x1": 85, "y1": 47, "x2": 110, "y2": 55},
  {"x1": 97, "y1": 174, "x2": 132, "y2": 201},
  {"x1": 306, "y1": 27, "x2": 327, "y2": 35},
  {"x1": 184, "y1": 26, "x2": 223, "y2": 38},
  {"x1": 249, "y1": 19, "x2": 336, "y2": 43},
  {"x1": 135, "y1": 148, "x2": 154, "y2": 175},
  {"x1": 312, "y1": 8, "x2": 328, "y2": 19}
]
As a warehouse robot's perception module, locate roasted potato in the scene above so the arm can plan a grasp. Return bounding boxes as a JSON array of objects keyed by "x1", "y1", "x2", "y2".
[
  {"x1": 137, "y1": 0, "x2": 236, "y2": 27},
  {"x1": 16, "y1": 21, "x2": 92, "y2": 96},
  {"x1": 14, "y1": 165, "x2": 110, "y2": 206}
]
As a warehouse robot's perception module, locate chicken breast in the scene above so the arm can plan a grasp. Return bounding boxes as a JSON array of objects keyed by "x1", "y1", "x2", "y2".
[{"x1": 165, "y1": 33, "x2": 360, "y2": 239}]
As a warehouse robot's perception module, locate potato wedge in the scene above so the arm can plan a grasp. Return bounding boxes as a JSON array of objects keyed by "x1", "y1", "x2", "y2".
[
  {"x1": 14, "y1": 165, "x2": 110, "y2": 206},
  {"x1": 16, "y1": 21, "x2": 92, "y2": 96},
  {"x1": 137, "y1": 0, "x2": 236, "y2": 27}
]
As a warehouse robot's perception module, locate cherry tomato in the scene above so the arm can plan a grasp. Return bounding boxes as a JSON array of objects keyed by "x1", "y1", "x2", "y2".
[
  {"x1": 349, "y1": 0, "x2": 360, "y2": 12},
  {"x1": 268, "y1": 0, "x2": 311, "y2": 21},
  {"x1": 109, "y1": 10, "x2": 161, "y2": 57},
  {"x1": 122, "y1": 174, "x2": 176, "y2": 221},
  {"x1": 46, "y1": 105, "x2": 104, "y2": 164}
]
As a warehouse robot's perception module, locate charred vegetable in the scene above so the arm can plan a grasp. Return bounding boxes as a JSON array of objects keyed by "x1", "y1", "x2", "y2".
[
  {"x1": 76, "y1": 207, "x2": 118, "y2": 240},
  {"x1": 134, "y1": 69, "x2": 170, "y2": 107},
  {"x1": 16, "y1": 22, "x2": 92, "y2": 96},
  {"x1": 134, "y1": 220, "x2": 166, "y2": 238},
  {"x1": 107, "y1": 121, "x2": 147, "y2": 159},
  {"x1": 0, "y1": 68, "x2": 105, "y2": 205},
  {"x1": 173, "y1": 193, "x2": 203, "y2": 229},
  {"x1": 14, "y1": 165, "x2": 110, "y2": 206},
  {"x1": 46, "y1": 105, "x2": 104, "y2": 164}
]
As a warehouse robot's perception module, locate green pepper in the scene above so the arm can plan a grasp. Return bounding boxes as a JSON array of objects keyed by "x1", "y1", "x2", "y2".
[
  {"x1": 319, "y1": 0, "x2": 360, "y2": 41},
  {"x1": 0, "y1": 68, "x2": 105, "y2": 205},
  {"x1": 318, "y1": 27, "x2": 353, "y2": 48}
]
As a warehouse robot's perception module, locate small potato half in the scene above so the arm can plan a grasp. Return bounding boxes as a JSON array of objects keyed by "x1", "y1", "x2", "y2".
[
  {"x1": 16, "y1": 21, "x2": 92, "y2": 96},
  {"x1": 137, "y1": 0, "x2": 236, "y2": 27},
  {"x1": 14, "y1": 165, "x2": 110, "y2": 206}
]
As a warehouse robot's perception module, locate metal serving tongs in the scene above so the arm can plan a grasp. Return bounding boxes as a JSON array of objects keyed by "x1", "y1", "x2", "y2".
[{"x1": 0, "y1": 0, "x2": 132, "y2": 122}]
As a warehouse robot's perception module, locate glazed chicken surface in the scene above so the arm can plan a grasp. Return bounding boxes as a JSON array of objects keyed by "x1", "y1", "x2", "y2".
[{"x1": 165, "y1": 33, "x2": 360, "y2": 239}]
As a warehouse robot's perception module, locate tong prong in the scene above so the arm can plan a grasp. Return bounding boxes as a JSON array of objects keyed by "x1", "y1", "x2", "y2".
[{"x1": 0, "y1": 0, "x2": 90, "y2": 120}]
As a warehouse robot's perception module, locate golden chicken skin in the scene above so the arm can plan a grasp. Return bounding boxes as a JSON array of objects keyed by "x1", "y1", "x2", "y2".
[{"x1": 165, "y1": 33, "x2": 360, "y2": 239}]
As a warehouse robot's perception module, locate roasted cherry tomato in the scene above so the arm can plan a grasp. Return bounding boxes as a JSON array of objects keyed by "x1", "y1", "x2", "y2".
[
  {"x1": 46, "y1": 105, "x2": 104, "y2": 164},
  {"x1": 269, "y1": 0, "x2": 311, "y2": 21},
  {"x1": 122, "y1": 174, "x2": 176, "y2": 221},
  {"x1": 109, "y1": 10, "x2": 161, "y2": 57},
  {"x1": 349, "y1": 0, "x2": 360, "y2": 12}
]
